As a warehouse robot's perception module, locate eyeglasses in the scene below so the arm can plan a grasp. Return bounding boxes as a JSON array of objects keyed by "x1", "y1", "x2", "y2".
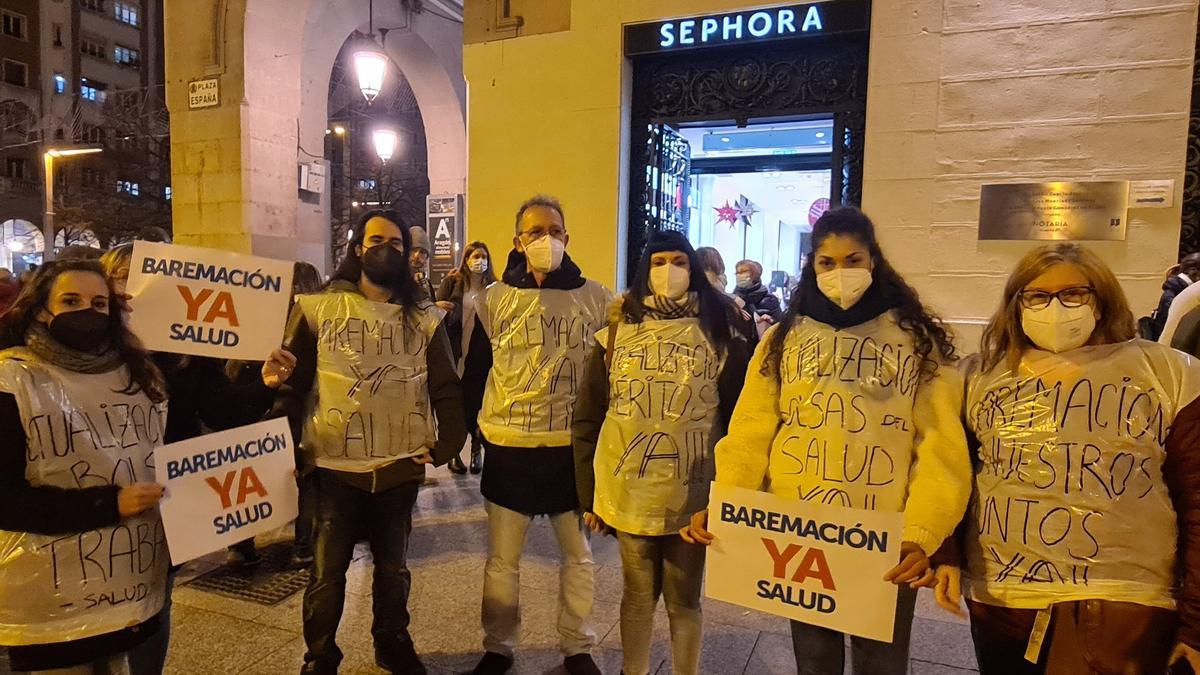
[{"x1": 1018, "y1": 286, "x2": 1094, "y2": 310}]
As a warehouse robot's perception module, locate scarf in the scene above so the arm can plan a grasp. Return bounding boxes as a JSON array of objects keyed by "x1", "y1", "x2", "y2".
[
  {"x1": 794, "y1": 272, "x2": 899, "y2": 329},
  {"x1": 640, "y1": 292, "x2": 700, "y2": 320},
  {"x1": 25, "y1": 322, "x2": 123, "y2": 374}
]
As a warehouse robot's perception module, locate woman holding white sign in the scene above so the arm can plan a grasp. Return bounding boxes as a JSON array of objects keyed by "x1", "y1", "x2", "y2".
[
  {"x1": 0, "y1": 259, "x2": 170, "y2": 673},
  {"x1": 264, "y1": 209, "x2": 467, "y2": 675},
  {"x1": 572, "y1": 230, "x2": 751, "y2": 675},
  {"x1": 931, "y1": 243, "x2": 1200, "y2": 674},
  {"x1": 686, "y1": 207, "x2": 972, "y2": 674}
]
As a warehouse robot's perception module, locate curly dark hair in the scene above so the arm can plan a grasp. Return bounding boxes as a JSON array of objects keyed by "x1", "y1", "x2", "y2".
[
  {"x1": 763, "y1": 207, "x2": 957, "y2": 382},
  {"x1": 0, "y1": 259, "x2": 166, "y2": 402}
]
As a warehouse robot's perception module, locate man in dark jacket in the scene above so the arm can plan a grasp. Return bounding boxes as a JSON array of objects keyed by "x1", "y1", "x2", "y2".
[
  {"x1": 733, "y1": 259, "x2": 784, "y2": 324},
  {"x1": 267, "y1": 210, "x2": 466, "y2": 675},
  {"x1": 463, "y1": 195, "x2": 609, "y2": 675}
]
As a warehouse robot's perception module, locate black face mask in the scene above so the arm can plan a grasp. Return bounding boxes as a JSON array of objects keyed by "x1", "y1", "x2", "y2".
[
  {"x1": 48, "y1": 308, "x2": 112, "y2": 352},
  {"x1": 360, "y1": 244, "x2": 406, "y2": 286}
]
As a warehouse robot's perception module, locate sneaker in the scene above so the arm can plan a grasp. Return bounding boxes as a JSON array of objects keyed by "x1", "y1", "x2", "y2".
[
  {"x1": 564, "y1": 653, "x2": 601, "y2": 675},
  {"x1": 471, "y1": 651, "x2": 513, "y2": 675},
  {"x1": 376, "y1": 642, "x2": 426, "y2": 674}
]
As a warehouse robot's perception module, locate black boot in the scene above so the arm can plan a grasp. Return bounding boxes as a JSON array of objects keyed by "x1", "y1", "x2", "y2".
[
  {"x1": 448, "y1": 453, "x2": 467, "y2": 475},
  {"x1": 469, "y1": 437, "x2": 483, "y2": 474}
]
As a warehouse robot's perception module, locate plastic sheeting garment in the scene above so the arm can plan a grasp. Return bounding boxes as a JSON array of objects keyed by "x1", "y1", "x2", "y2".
[
  {"x1": 593, "y1": 319, "x2": 724, "y2": 536},
  {"x1": 297, "y1": 293, "x2": 443, "y2": 472},
  {"x1": 0, "y1": 350, "x2": 168, "y2": 645},
  {"x1": 477, "y1": 281, "x2": 610, "y2": 447},
  {"x1": 963, "y1": 341, "x2": 1200, "y2": 609}
]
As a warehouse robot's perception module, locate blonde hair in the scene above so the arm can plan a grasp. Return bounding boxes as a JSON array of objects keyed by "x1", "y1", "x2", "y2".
[{"x1": 981, "y1": 243, "x2": 1135, "y2": 372}]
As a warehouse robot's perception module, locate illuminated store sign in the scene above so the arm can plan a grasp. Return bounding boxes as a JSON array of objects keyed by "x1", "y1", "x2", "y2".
[{"x1": 624, "y1": 1, "x2": 871, "y2": 56}]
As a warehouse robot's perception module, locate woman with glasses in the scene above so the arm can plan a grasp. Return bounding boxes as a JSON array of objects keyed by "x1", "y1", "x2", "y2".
[{"x1": 932, "y1": 243, "x2": 1200, "y2": 674}]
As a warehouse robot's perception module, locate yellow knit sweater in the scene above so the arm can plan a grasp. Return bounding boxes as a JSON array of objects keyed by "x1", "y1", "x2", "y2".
[{"x1": 714, "y1": 313, "x2": 972, "y2": 555}]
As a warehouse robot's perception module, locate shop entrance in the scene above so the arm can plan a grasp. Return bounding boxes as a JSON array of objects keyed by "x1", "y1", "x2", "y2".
[{"x1": 624, "y1": 1, "x2": 871, "y2": 286}]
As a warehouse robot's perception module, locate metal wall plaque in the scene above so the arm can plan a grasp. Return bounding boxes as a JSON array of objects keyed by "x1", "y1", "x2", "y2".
[{"x1": 978, "y1": 181, "x2": 1129, "y2": 241}]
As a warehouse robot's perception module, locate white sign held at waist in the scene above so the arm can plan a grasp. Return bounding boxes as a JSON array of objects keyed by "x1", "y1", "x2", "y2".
[
  {"x1": 705, "y1": 483, "x2": 902, "y2": 642},
  {"x1": 156, "y1": 418, "x2": 299, "y2": 565}
]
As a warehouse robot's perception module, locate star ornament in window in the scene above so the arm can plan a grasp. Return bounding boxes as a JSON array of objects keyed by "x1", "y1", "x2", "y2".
[
  {"x1": 714, "y1": 200, "x2": 740, "y2": 228},
  {"x1": 735, "y1": 195, "x2": 759, "y2": 227}
]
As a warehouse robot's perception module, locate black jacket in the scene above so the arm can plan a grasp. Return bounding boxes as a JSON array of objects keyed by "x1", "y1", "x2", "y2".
[
  {"x1": 156, "y1": 354, "x2": 275, "y2": 444},
  {"x1": 1150, "y1": 274, "x2": 1193, "y2": 339},
  {"x1": 734, "y1": 282, "x2": 784, "y2": 324},
  {"x1": 270, "y1": 280, "x2": 466, "y2": 493}
]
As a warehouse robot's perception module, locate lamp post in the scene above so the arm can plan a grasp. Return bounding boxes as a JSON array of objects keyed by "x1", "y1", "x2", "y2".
[{"x1": 42, "y1": 146, "x2": 102, "y2": 262}]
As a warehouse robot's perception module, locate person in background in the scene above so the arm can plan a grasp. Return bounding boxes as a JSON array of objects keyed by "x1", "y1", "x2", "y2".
[
  {"x1": 410, "y1": 225, "x2": 437, "y2": 301},
  {"x1": 687, "y1": 207, "x2": 971, "y2": 675},
  {"x1": 695, "y1": 246, "x2": 756, "y2": 344},
  {"x1": 136, "y1": 226, "x2": 172, "y2": 243},
  {"x1": 734, "y1": 258, "x2": 784, "y2": 326},
  {"x1": 1145, "y1": 252, "x2": 1200, "y2": 339},
  {"x1": 58, "y1": 244, "x2": 103, "y2": 261},
  {"x1": 933, "y1": 243, "x2": 1200, "y2": 674},
  {"x1": 436, "y1": 240, "x2": 496, "y2": 475},
  {"x1": 266, "y1": 209, "x2": 466, "y2": 675},
  {"x1": 0, "y1": 268, "x2": 18, "y2": 315},
  {"x1": 573, "y1": 230, "x2": 751, "y2": 675},
  {"x1": 464, "y1": 195, "x2": 609, "y2": 675},
  {"x1": 0, "y1": 259, "x2": 169, "y2": 674}
]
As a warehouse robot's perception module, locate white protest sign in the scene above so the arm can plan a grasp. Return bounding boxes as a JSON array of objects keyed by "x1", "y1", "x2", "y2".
[
  {"x1": 156, "y1": 418, "x2": 298, "y2": 565},
  {"x1": 126, "y1": 241, "x2": 294, "y2": 360},
  {"x1": 705, "y1": 483, "x2": 903, "y2": 642}
]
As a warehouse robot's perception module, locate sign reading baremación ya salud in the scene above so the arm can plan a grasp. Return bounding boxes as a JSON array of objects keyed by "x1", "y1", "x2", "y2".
[
  {"x1": 156, "y1": 418, "x2": 299, "y2": 565},
  {"x1": 126, "y1": 241, "x2": 294, "y2": 360},
  {"x1": 623, "y1": 1, "x2": 871, "y2": 56},
  {"x1": 705, "y1": 483, "x2": 902, "y2": 642}
]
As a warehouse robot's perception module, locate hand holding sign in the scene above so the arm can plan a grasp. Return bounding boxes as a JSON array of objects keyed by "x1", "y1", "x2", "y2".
[
  {"x1": 884, "y1": 542, "x2": 934, "y2": 588},
  {"x1": 262, "y1": 348, "x2": 298, "y2": 389},
  {"x1": 679, "y1": 509, "x2": 715, "y2": 545},
  {"x1": 117, "y1": 483, "x2": 165, "y2": 517}
]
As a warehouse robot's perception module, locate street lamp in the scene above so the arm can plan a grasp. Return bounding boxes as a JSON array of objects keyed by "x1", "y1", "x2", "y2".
[
  {"x1": 354, "y1": 0, "x2": 387, "y2": 103},
  {"x1": 43, "y1": 145, "x2": 102, "y2": 262},
  {"x1": 372, "y1": 128, "x2": 398, "y2": 163}
]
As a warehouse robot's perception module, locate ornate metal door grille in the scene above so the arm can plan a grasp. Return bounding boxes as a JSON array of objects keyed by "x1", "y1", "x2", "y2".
[{"x1": 626, "y1": 31, "x2": 871, "y2": 285}]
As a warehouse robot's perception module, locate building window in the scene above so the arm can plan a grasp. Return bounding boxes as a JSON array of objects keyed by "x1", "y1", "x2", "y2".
[
  {"x1": 5, "y1": 157, "x2": 28, "y2": 180},
  {"x1": 54, "y1": 73, "x2": 65, "y2": 94},
  {"x1": 114, "y1": 45, "x2": 140, "y2": 66},
  {"x1": 113, "y1": 2, "x2": 139, "y2": 27},
  {"x1": 81, "y1": 37, "x2": 107, "y2": 61},
  {"x1": 357, "y1": 179, "x2": 377, "y2": 190},
  {"x1": 164, "y1": 185, "x2": 171, "y2": 200},
  {"x1": 81, "y1": 0, "x2": 105, "y2": 13},
  {"x1": 117, "y1": 180, "x2": 139, "y2": 196},
  {"x1": 1, "y1": 11, "x2": 26, "y2": 40},
  {"x1": 81, "y1": 125, "x2": 104, "y2": 144},
  {"x1": 80, "y1": 79, "x2": 107, "y2": 103},
  {"x1": 2, "y1": 60, "x2": 28, "y2": 87},
  {"x1": 52, "y1": 24, "x2": 63, "y2": 47}
]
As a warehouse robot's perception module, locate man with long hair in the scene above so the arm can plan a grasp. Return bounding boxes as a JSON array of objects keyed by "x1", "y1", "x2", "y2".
[{"x1": 265, "y1": 210, "x2": 466, "y2": 675}]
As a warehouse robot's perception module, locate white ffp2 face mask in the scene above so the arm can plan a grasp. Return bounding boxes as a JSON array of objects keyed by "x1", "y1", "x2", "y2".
[
  {"x1": 649, "y1": 263, "x2": 691, "y2": 300},
  {"x1": 817, "y1": 268, "x2": 873, "y2": 310},
  {"x1": 468, "y1": 258, "x2": 488, "y2": 274},
  {"x1": 523, "y1": 236, "x2": 565, "y2": 273},
  {"x1": 1021, "y1": 300, "x2": 1096, "y2": 353}
]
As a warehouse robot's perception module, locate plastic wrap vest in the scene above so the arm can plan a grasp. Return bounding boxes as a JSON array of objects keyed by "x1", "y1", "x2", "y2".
[
  {"x1": 593, "y1": 319, "x2": 724, "y2": 535},
  {"x1": 0, "y1": 350, "x2": 168, "y2": 645},
  {"x1": 297, "y1": 293, "x2": 443, "y2": 473},
  {"x1": 478, "y1": 280, "x2": 609, "y2": 447},
  {"x1": 964, "y1": 341, "x2": 1200, "y2": 609},
  {"x1": 763, "y1": 314, "x2": 926, "y2": 512}
]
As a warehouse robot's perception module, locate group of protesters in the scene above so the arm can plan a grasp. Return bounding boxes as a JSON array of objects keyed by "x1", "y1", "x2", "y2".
[{"x1": 1, "y1": 196, "x2": 1200, "y2": 675}]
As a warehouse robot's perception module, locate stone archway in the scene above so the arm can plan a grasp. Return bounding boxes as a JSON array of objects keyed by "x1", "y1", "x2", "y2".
[{"x1": 165, "y1": 0, "x2": 465, "y2": 271}]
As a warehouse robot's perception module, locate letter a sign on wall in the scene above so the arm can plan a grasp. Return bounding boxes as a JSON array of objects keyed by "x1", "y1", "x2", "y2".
[
  {"x1": 126, "y1": 241, "x2": 294, "y2": 360},
  {"x1": 705, "y1": 483, "x2": 903, "y2": 642}
]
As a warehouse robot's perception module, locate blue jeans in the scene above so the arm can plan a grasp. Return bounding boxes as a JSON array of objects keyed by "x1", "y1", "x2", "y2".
[
  {"x1": 790, "y1": 585, "x2": 918, "y2": 675},
  {"x1": 302, "y1": 471, "x2": 419, "y2": 670}
]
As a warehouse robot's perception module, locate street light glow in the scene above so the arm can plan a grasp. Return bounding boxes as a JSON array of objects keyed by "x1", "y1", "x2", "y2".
[
  {"x1": 46, "y1": 147, "x2": 103, "y2": 158},
  {"x1": 333, "y1": 125, "x2": 346, "y2": 136},
  {"x1": 354, "y1": 48, "x2": 387, "y2": 103},
  {"x1": 7, "y1": 241, "x2": 24, "y2": 252},
  {"x1": 373, "y1": 128, "x2": 398, "y2": 163}
]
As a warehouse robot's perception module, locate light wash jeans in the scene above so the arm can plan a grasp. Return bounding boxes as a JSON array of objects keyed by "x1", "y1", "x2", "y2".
[
  {"x1": 616, "y1": 531, "x2": 706, "y2": 675},
  {"x1": 481, "y1": 501, "x2": 597, "y2": 657},
  {"x1": 791, "y1": 584, "x2": 918, "y2": 675}
]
